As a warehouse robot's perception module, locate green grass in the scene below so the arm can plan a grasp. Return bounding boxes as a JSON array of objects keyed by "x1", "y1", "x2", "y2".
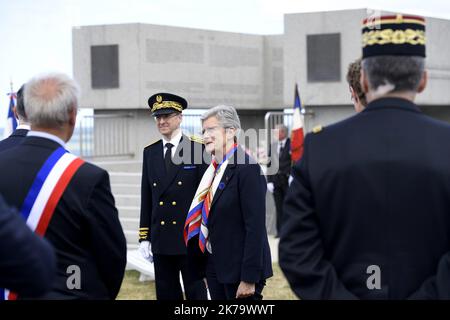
[{"x1": 117, "y1": 263, "x2": 297, "y2": 300}]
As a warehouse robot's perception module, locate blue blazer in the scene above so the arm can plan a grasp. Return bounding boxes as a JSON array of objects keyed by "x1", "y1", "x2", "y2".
[
  {"x1": 0, "y1": 129, "x2": 28, "y2": 153},
  {"x1": 206, "y1": 147, "x2": 273, "y2": 284},
  {"x1": 0, "y1": 194, "x2": 56, "y2": 298}
]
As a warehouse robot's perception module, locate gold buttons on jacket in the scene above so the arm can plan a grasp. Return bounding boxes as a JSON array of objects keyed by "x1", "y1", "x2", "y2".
[
  {"x1": 172, "y1": 221, "x2": 177, "y2": 225},
  {"x1": 172, "y1": 201, "x2": 177, "y2": 206},
  {"x1": 159, "y1": 201, "x2": 164, "y2": 206},
  {"x1": 161, "y1": 221, "x2": 165, "y2": 225},
  {"x1": 153, "y1": 182, "x2": 157, "y2": 187},
  {"x1": 178, "y1": 181, "x2": 182, "y2": 186}
]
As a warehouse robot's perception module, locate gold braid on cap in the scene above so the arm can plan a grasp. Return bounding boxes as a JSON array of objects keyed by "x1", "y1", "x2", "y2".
[
  {"x1": 151, "y1": 101, "x2": 183, "y2": 113},
  {"x1": 362, "y1": 29, "x2": 425, "y2": 47}
]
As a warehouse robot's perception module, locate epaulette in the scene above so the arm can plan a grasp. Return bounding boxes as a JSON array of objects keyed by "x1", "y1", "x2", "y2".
[
  {"x1": 312, "y1": 125, "x2": 323, "y2": 134},
  {"x1": 189, "y1": 135, "x2": 204, "y2": 144},
  {"x1": 144, "y1": 139, "x2": 161, "y2": 149}
]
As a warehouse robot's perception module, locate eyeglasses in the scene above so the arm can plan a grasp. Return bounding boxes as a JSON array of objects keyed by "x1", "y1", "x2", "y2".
[
  {"x1": 153, "y1": 113, "x2": 180, "y2": 122},
  {"x1": 202, "y1": 126, "x2": 221, "y2": 136}
]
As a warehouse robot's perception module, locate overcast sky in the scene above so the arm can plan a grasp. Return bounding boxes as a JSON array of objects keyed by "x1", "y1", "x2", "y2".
[{"x1": 1, "y1": 0, "x2": 449, "y2": 124}]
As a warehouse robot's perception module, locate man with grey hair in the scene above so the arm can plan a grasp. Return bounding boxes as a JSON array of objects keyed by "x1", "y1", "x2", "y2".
[
  {"x1": 280, "y1": 14, "x2": 450, "y2": 299},
  {"x1": 267, "y1": 123, "x2": 291, "y2": 237},
  {"x1": 0, "y1": 72, "x2": 127, "y2": 299},
  {"x1": 0, "y1": 84, "x2": 30, "y2": 151}
]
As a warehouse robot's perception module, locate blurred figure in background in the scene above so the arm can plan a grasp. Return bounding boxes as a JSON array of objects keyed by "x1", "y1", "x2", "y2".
[
  {"x1": 267, "y1": 124, "x2": 291, "y2": 237},
  {"x1": 346, "y1": 58, "x2": 367, "y2": 112},
  {"x1": 0, "y1": 84, "x2": 30, "y2": 152}
]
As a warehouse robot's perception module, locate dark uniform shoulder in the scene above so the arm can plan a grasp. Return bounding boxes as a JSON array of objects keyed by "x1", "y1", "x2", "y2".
[
  {"x1": 188, "y1": 134, "x2": 204, "y2": 144},
  {"x1": 144, "y1": 139, "x2": 162, "y2": 150},
  {"x1": 77, "y1": 160, "x2": 108, "y2": 179},
  {"x1": 312, "y1": 125, "x2": 324, "y2": 134}
]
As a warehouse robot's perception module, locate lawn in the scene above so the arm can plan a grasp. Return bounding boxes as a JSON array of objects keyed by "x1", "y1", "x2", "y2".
[{"x1": 117, "y1": 263, "x2": 297, "y2": 300}]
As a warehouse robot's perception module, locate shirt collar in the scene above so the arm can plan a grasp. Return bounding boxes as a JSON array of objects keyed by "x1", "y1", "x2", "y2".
[
  {"x1": 16, "y1": 124, "x2": 30, "y2": 130},
  {"x1": 364, "y1": 97, "x2": 421, "y2": 113},
  {"x1": 279, "y1": 138, "x2": 287, "y2": 146},
  {"x1": 27, "y1": 131, "x2": 66, "y2": 148},
  {"x1": 162, "y1": 130, "x2": 182, "y2": 149}
]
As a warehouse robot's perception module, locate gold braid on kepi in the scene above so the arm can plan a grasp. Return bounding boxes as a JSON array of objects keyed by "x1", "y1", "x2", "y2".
[
  {"x1": 362, "y1": 14, "x2": 426, "y2": 58},
  {"x1": 147, "y1": 92, "x2": 188, "y2": 116}
]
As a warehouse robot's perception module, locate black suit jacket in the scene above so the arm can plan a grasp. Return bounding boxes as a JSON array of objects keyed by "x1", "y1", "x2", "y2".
[
  {"x1": 0, "y1": 136, "x2": 127, "y2": 299},
  {"x1": 0, "y1": 129, "x2": 28, "y2": 152},
  {"x1": 205, "y1": 147, "x2": 273, "y2": 284},
  {"x1": 267, "y1": 138, "x2": 291, "y2": 187},
  {"x1": 0, "y1": 194, "x2": 56, "y2": 298},
  {"x1": 140, "y1": 134, "x2": 209, "y2": 255},
  {"x1": 279, "y1": 98, "x2": 450, "y2": 299}
]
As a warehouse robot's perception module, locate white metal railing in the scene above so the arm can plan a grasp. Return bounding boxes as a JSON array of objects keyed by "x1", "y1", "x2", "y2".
[{"x1": 75, "y1": 113, "x2": 134, "y2": 158}]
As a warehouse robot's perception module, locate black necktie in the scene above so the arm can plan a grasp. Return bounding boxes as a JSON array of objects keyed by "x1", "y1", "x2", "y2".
[
  {"x1": 164, "y1": 143, "x2": 174, "y2": 173},
  {"x1": 279, "y1": 142, "x2": 284, "y2": 155}
]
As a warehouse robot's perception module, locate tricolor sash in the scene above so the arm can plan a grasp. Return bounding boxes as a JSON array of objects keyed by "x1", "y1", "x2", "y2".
[
  {"x1": 1, "y1": 147, "x2": 84, "y2": 300},
  {"x1": 184, "y1": 144, "x2": 238, "y2": 253}
]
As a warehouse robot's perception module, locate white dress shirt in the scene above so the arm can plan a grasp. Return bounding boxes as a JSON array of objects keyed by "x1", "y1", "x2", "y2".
[{"x1": 162, "y1": 130, "x2": 182, "y2": 159}]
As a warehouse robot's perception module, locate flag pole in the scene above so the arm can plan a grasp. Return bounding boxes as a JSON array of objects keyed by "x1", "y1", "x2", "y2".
[{"x1": 9, "y1": 77, "x2": 14, "y2": 94}]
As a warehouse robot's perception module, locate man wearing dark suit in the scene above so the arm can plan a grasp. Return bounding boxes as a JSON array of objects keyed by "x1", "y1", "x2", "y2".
[
  {"x1": 139, "y1": 93, "x2": 208, "y2": 300},
  {"x1": 0, "y1": 73, "x2": 127, "y2": 299},
  {"x1": 267, "y1": 124, "x2": 291, "y2": 237},
  {"x1": 280, "y1": 15, "x2": 450, "y2": 299},
  {"x1": 185, "y1": 105, "x2": 272, "y2": 300},
  {"x1": 0, "y1": 85, "x2": 30, "y2": 152},
  {"x1": 0, "y1": 194, "x2": 56, "y2": 299}
]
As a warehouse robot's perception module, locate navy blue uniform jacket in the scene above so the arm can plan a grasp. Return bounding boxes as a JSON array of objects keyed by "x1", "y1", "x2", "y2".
[
  {"x1": 279, "y1": 98, "x2": 450, "y2": 299},
  {"x1": 140, "y1": 134, "x2": 208, "y2": 255},
  {"x1": 0, "y1": 129, "x2": 28, "y2": 152},
  {"x1": 0, "y1": 194, "x2": 56, "y2": 298},
  {"x1": 206, "y1": 147, "x2": 273, "y2": 284}
]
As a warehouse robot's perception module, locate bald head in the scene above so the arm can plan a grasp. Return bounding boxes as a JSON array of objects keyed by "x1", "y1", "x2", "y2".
[{"x1": 24, "y1": 73, "x2": 80, "y2": 128}]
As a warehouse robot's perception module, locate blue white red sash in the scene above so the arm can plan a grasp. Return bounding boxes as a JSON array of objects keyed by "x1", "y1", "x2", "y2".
[
  {"x1": 184, "y1": 144, "x2": 238, "y2": 253},
  {"x1": 1, "y1": 147, "x2": 84, "y2": 300}
]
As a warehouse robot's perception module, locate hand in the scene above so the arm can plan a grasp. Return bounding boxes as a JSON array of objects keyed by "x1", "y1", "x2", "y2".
[
  {"x1": 139, "y1": 241, "x2": 153, "y2": 262},
  {"x1": 236, "y1": 281, "x2": 255, "y2": 299},
  {"x1": 267, "y1": 182, "x2": 274, "y2": 193}
]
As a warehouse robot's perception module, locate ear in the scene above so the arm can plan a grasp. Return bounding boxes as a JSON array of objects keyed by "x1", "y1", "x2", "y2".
[
  {"x1": 226, "y1": 127, "x2": 237, "y2": 140},
  {"x1": 360, "y1": 68, "x2": 369, "y2": 94},
  {"x1": 69, "y1": 107, "x2": 77, "y2": 126},
  {"x1": 13, "y1": 106, "x2": 19, "y2": 121},
  {"x1": 417, "y1": 70, "x2": 428, "y2": 93}
]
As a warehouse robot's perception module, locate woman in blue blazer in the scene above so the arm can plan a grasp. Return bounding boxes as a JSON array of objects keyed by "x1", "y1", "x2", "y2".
[{"x1": 184, "y1": 105, "x2": 272, "y2": 300}]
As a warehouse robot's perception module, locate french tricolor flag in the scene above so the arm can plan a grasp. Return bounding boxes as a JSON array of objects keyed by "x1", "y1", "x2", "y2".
[
  {"x1": 291, "y1": 84, "x2": 304, "y2": 163},
  {"x1": 3, "y1": 92, "x2": 18, "y2": 139}
]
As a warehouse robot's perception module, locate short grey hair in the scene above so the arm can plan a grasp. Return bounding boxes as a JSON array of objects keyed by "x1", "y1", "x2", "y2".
[
  {"x1": 361, "y1": 55, "x2": 425, "y2": 93},
  {"x1": 24, "y1": 73, "x2": 80, "y2": 127},
  {"x1": 275, "y1": 124, "x2": 288, "y2": 135},
  {"x1": 15, "y1": 85, "x2": 27, "y2": 121},
  {"x1": 201, "y1": 105, "x2": 241, "y2": 131}
]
